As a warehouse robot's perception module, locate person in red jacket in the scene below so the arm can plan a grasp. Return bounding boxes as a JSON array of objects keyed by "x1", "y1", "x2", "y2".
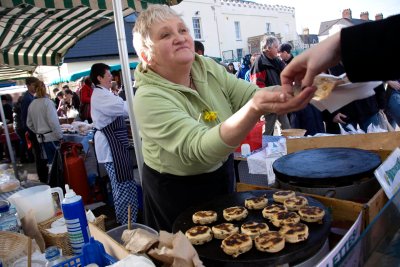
[{"x1": 79, "y1": 76, "x2": 94, "y2": 123}]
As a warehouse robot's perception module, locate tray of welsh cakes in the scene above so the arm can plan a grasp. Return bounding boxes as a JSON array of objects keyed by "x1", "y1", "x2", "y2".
[{"x1": 172, "y1": 190, "x2": 331, "y2": 266}]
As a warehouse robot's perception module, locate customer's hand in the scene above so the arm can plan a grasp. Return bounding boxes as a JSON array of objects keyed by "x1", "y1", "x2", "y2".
[
  {"x1": 280, "y1": 32, "x2": 342, "y2": 95},
  {"x1": 333, "y1": 113, "x2": 347, "y2": 124},
  {"x1": 387, "y1": 80, "x2": 400, "y2": 90}
]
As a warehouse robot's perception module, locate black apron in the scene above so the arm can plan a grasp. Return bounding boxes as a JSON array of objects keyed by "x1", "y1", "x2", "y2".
[
  {"x1": 142, "y1": 154, "x2": 234, "y2": 232},
  {"x1": 98, "y1": 116, "x2": 134, "y2": 182}
]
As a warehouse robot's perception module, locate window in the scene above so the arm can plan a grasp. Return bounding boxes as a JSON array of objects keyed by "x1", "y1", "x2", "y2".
[
  {"x1": 192, "y1": 18, "x2": 202, "y2": 40},
  {"x1": 285, "y1": 24, "x2": 289, "y2": 34},
  {"x1": 266, "y1": 22, "x2": 271, "y2": 34},
  {"x1": 237, "y1": 49, "x2": 243, "y2": 61},
  {"x1": 234, "y1": 21, "x2": 242, "y2": 40}
]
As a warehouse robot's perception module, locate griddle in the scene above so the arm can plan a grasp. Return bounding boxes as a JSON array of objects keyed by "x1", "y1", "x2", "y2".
[
  {"x1": 172, "y1": 190, "x2": 331, "y2": 267},
  {"x1": 273, "y1": 147, "x2": 381, "y2": 187}
]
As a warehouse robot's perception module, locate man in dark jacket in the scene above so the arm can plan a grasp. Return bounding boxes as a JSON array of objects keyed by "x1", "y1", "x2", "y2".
[
  {"x1": 278, "y1": 43, "x2": 294, "y2": 65},
  {"x1": 249, "y1": 35, "x2": 291, "y2": 135}
]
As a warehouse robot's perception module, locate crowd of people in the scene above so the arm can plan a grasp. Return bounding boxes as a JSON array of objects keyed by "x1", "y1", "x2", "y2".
[{"x1": 217, "y1": 35, "x2": 398, "y2": 136}]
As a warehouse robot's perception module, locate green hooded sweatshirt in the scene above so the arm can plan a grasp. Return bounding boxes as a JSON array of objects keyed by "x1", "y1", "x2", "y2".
[{"x1": 133, "y1": 55, "x2": 262, "y2": 175}]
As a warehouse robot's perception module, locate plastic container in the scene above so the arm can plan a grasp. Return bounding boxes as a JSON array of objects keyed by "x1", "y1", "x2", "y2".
[
  {"x1": 45, "y1": 246, "x2": 66, "y2": 267},
  {"x1": 240, "y1": 143, "x2": 251, "y2": 157},
  {"x1": 107, "y1": 223, "x2": 158, "y2": 245},
  {"x1": 52, "y1": 238, "x2": 116, "y2": 267},
  {"x1": 8, "y1": 185, "x2": 63, "y2": 223},
  {"x1": 61, "y1": 184, "x2": 90, "y2": 255},
  {"x1": 0, "y1": 200, "x2": 19, "y2": 232}
]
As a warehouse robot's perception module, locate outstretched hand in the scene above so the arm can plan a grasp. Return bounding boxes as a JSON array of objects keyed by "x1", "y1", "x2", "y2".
[
  {"x1": 252, "y1": 86, "x2": 317, "y2": 115},
  {"x1": 280, "y1": 32, "x2": 342, "y2": 95}
]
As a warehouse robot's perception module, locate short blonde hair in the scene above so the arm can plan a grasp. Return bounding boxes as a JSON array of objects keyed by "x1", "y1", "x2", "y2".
[
  {"x1": 33, "y1": 80, "x2": 46, "y2": 98},
  {"x1": 133, "y1": 5, "x2": 184, "y2": 70}
]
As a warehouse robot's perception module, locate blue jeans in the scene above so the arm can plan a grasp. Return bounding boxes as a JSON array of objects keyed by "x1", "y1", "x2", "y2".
[
  {"x1": 342, "y1": 113, "x2": 381, "y2": 133},
  {"x1": 387, "y1": 90, "x2": 400, "y2": 128}
]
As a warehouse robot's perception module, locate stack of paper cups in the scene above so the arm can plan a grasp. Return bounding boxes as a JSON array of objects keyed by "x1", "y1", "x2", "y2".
[{"x1": 241, "y1": 144, "x2": 251, "y2": 157}]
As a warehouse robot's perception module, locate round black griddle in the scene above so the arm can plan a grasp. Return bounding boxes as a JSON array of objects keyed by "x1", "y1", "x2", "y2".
[
  {"x1": 172, "y1": 190, "x2": 331, "y2": 267},
  {"x1": 273, "y1": 147, "x2": 381, "y2": 187}
]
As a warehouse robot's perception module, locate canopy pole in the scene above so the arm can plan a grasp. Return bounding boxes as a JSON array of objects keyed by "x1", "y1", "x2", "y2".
[
  {"x1": 0, "y1": 101, "x2": 19, "y2": 180},
  {"x1": 112, "y1": 0, "x2": 144, "y2": 185}
]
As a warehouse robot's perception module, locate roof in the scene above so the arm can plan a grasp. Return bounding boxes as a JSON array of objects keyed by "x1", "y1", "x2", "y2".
[
  {"x1": 63, "y1": 14, "x2": 137, "y2": 62},
  {"x1": 0, "y1": 0, "x2": 181, "y2": 67},
  {"x1": 299, "y1": 34, "x2": 319, "y2": 45},
  {"x1": 318, "y1": 18, "x2": 372, "y2": 36}
]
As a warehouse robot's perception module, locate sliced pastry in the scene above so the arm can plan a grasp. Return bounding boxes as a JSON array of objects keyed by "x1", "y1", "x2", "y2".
[
  {"x1": 270, "y1": 211, "x2": 301, "y2": 227},
  {"x1": 240, "y1": 221, "x2": 269, "y2": 239},
  {"x1": 192, "y1": 210, "x2": 218, "y2": 224},
  {"x1": 262, "y1": 204, "x2": 288, "y2": 219},
  {"x1": 254, "y1": 231, "x2": 285, "y2": 253},
  {"x1": 283, "y1": 196, "x2": 309, "y2": 211},
  {"x1": 221, "y1": 233, "x2": 253, "y2": 258},
  {"x1": 244, "y1": 195, "x2": 268, "y2": 210},
  {"x1": 298, "y1": 206, "x2": 325, "y2": 223},
  {"x1": 273, "y1": 190, "x2": 296, "y2": 203},
  {"x1": 223, "y1": 206, "x2": 248, "y2": 221},
  {"x1": 212, "y1": 223, "x2": 239, "y2": 239},
  {"x1": 279, "y1": 222, "x2": 309, "y2": 243},
  {"x1": 185, "y1": 225, "x2": 213, "y2": 245}
]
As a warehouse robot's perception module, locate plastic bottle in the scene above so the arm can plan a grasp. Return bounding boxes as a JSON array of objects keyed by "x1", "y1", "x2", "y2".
[
  {"x1": 61, "y1": 184, "x2": 90, "y2": 255},
  {"x1": 0, "y1": 200, "x2": 20, "y2": 232},
  {"x1": 44, "y1": 246, "x2": 67, "y2": 267}
]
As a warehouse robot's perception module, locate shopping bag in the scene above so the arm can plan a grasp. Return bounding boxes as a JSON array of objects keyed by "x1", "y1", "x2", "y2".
[{"x1": 235, "y1": 121, "x2": 263, "y2": 152}]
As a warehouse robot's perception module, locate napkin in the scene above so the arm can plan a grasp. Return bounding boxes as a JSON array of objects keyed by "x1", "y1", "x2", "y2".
[
  {"x1": 311, "y1": 81, "x2": 382, "y2": 113},
  {"x1": 148, "y1": 231, "x2": 204, "y2": 267}
]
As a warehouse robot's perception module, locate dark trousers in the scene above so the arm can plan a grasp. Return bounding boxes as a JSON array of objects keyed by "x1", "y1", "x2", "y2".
[{"x1": 28, "y1": 130, "x2": 49, "y2": 183}]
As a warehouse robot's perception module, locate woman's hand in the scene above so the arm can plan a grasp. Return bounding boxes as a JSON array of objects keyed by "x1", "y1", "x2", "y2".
[{"x1": 251, "y1": 86, "x2": 316, "y2": 115}]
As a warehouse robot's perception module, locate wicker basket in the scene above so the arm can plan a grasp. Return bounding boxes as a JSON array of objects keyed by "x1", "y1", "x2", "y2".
[
  {"x1": 0, "y1": 231, "x2": 29, "y2": 265},
  {"x1": 38, "y1": 214, "x2": 106, "y2": 256}
]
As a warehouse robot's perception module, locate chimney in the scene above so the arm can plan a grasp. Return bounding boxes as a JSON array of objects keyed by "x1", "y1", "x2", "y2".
[
  {"x1": 375, "y1": 13, "x2": 383, "y2": 20},
  {"x1": 303, "y1": 28, "x2": 309, "y2": 35},
  {"x1": 342, "y1": 8, "x2": 352, "y2": 19},
  {"x1": 360, "y1": 11, "x2": 369, "y2": 20}
]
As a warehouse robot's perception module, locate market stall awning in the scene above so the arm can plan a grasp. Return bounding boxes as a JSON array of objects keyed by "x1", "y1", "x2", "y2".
[
  {"x1": 69, "y1": 62, "x2": 138, "y2": 82},
  {"x1": 0, "y1": 0, "x2": 180, "y2": 66},
  {"x1": 0, "y1": 64, "x2": 36, "y2": 81}
]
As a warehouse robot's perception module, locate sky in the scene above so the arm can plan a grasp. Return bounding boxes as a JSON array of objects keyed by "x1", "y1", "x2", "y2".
[{"x1": 255, "y1": 0, "x2": 400, "y2": 34}]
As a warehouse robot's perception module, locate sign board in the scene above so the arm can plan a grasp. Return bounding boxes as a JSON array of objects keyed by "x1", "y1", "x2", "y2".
[{"x1": 374, "y1": 147, "x2": 400, "y2": 199}]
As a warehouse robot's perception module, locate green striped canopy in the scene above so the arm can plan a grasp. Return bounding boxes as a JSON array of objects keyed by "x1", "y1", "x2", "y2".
[
  {"x1": 0, "y1": 0, "x2": 180, "y2": 66},
  {"x1": 0, "y1": 64, "x2": 35, "y2": 81}
]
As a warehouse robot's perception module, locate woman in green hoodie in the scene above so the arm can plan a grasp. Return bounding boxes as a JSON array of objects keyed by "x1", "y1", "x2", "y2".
[{"x1": 132, "y1": 5, "x2": 315, "y2": 232}]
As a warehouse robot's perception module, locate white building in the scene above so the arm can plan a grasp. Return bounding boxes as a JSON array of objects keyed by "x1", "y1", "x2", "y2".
[{"x1": 172, "y1": 0, "x2": 297, "y2": 61}]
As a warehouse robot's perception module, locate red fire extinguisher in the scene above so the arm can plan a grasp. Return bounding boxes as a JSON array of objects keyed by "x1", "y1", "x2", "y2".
[{"x1": 63, "y1": 144, "x2": 91, "y2": 204}]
